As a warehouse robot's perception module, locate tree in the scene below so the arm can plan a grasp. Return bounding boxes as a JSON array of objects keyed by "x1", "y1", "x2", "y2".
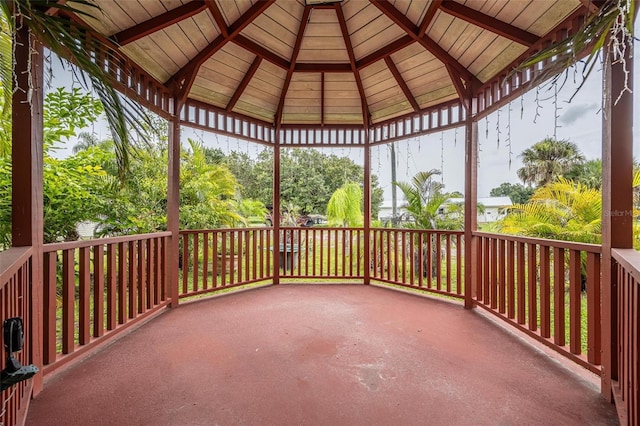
[
  {"x1": 327, "y1": 182, "x2": 363, "y2": 227},
  {"x1": 394, "y1": 170, "x2": 460, "y2": 230},
  {"x1": 0, "y1": 88, "x2": 107, "y2": 244},
  {"x1": 565, "y1": 159, "x2": 602, "y2": 189},
  {"x1": 490, "y1": 182, "x2": 535, "y2": 204},
  {"x1": 222, "y1": 148, "x2": 384, "y2": 218},
  {"x1": 497, "y1": 178, "x2": 601, "y2": 244},
  {"x1": 517, "y1": 138, "x2": 585, "y2": 187}
]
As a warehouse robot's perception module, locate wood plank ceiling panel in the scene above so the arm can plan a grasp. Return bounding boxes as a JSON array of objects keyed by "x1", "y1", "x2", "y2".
[
  {"x1": 216, "y1": 0, "x2": 246, "y2": 24},
  {"x1": 282, "y1": 73, "x2": 322, "y2": 124},
  {"x1": 324, "y1": 73, "x2": 362, "y2": 124},
  {"x1": 347, "y1": 4, "x2": 405, "y2": 61},
  {"x1": 78, "y1": 0, "x2": 600, "y2": 127},
  {"x1": 236, "y1": 60, "x2": 286, "y2": 122},
  {"x1": 524, "y1": 1, "x2": 582, "y2": 35},
  {"x1": 298, "y1": 9, "x2": 349, "y2": 63},
  {"x1": 241, "y1": 2, "x2": 301, "y2": 62}
]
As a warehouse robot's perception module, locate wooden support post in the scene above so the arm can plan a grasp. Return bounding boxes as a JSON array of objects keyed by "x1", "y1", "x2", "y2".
[
  {"x1": 601, "y1": 33, "x2": 634, "y2": 401},
  {"x1": 363, "y1": 133, "x2": 371, "y2": 285},
  {"x1": 12, "y1": 24, "x2": 44, "y2": 395},
  {"x1": 273, "y1": 140, "x2": 281, "y2": 285},
  {"x1": 464, "y1": 105, "x2": 478, "y2": 309},
  {"x1": 167, "y1": 103, "x2": 181, "y2": 307}
]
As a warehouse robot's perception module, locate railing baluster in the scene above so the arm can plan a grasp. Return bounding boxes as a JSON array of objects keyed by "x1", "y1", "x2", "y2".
[
  {"x1": 569, "y1": 249, "x2": 581, "y2": 354},
  {"x1": 527, "y1": 243, "x2": 537, "y2": 331},
  {"x1": 62, "y1": 249, "x2": 75, "y2": 354},
  {"x1": 490, "y1": 238, "x2": 498, "y2": 309},
  {"x1": 43, "y1": 251, "x2": 57, "y2": 364},
  {"x1": 79, "y1": 246, "x2": 91, "y2": 345},
  {"x1": 498, "y1": 239, "x2": 506, "y2": 314},
  {"x1": 539, "y1": 245, "x2": 551, "y2": 338},
  {"x1": 202, "y1": 232, "x2": 209, "y2": 290},
  {"x1": 553, "y1": 247, "x2": 565, "y2": 346},
  {"x1": 516, "y1": 241, "x2": 526, "y2": 324},
  {"x1": 506, "y1": 240, "x2": 515, "y2": 318},
  {"x1": 138, "y1": 240, "x2": 146, "y2": 314},
  {"x1": 586, "y1": 252, "x2": 601, "y2": 364},
  {"x1": 445, "y1": 234, "x2": 451, "y2": 293},
  {"x1": 128, "y1": 241, "x2": 137, "y2": 319}
]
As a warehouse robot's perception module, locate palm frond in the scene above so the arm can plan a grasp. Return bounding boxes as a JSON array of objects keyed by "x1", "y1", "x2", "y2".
[{"x1": 1, "y1": 0, "x2": 155, "y2": 176}]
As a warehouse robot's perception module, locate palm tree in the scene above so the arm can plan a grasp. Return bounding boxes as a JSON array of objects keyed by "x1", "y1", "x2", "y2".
[
  {"x1": 72, "y1": 132, "x2": 101, "y2": 154},
  {"x1": 517, "y1": 138, "x2": 585, "y2": 188},
  {"x1": 0, "y1": 1, "x2": 152, "y2": 173},
  {"x1": 327, "y1": 182, "x2": 363, "y2": 227},
  {"x1": 394, "y1": 170, "x2": 456, "y2": 230},
  {"x1": 498, "y1": 178, "x2": 601, "y2": 244}
]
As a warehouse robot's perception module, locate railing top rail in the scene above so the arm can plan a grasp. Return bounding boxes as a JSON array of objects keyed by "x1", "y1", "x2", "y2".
[
  {"x1": 43, "y1": 231, "x2": 171, "y2": 252},
  {"x1": 372, "y1": 227, "x2": 464, "y2": 235},
  {"x1": 473, "y1": 231, "x2": 601, "y2": 253},
  {"x1": 612, "y1": 248, "x2": 640, "y2": 283},
  {"x1": 0, "y1": 246, "x2": 33, "y2": 287},
  {"x1": 179, "y1": 227, "x2": 268, "y2": 234}
]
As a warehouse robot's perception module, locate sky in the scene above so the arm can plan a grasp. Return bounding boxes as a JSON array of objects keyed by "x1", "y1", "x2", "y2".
[{"x1": 53, "y1": 40, "x2": 640, "y2": 203}]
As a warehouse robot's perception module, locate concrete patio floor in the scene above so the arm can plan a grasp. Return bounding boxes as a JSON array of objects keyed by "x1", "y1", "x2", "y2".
[{"x1": 26, "y1": 284, "x2": 617, "y2": 425}]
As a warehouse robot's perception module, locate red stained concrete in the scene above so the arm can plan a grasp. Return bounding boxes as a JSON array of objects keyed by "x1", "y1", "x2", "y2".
[{"x1": 27, "y1": 284, "x2": 617, "y2": 425}]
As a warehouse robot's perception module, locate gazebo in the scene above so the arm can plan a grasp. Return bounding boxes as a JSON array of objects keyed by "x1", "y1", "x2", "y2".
[{"x1": 1, "y1": 1, "x2": 637, "y2": 424}]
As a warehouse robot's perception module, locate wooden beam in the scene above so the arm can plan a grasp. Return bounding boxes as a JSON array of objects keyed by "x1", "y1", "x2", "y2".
[
  {"x1": 418, "y1": 0, "x2": 442, "y2": 36},
  {"x1": 12, "y1": 22, "x2": 45, "y2": 395},
  {"x1": 601, "y1": 30, "x2": 634, "y2": 401},
  {"x1": 114, "y1": 2, "x2": 209, "y2": 46},
  {"x1": 384, "y1": 56, "x2": 419, "y2": 112},
  {"x1": 169, "y1": 0, "x2": 276, "y2": 105},
  {"x1": 167, "y1": 102, "x2": 182, "y2": 308},
  {"x1": 336, "y1": 4, "x2": 370, "y2": 128},
  {"x1": 370, "y1": 0, "x2": 481, "y2": 90},
  {"x1": 445, "y1": 63, "x2": 470, "y2": 113},
  {"x1": 205, "y1": 0, "x2": 228, "y2": 37},
  {"x1": 464, "y1": 106, "x2": 478, "y2": 310},
  {"x1": 439, "y1": 1, "x2": 538, "y2": 46},
  {"x1": 226, "y1": 56, "x2": 262, "y2": 111},
  {"x1": 295, "y1": 62, "x2": 352, "y2": 72},
  {"x1": 356, "y1": 35, "x2": 414, "y2": 69},
  {"x1": 275, "y1": 5, "x2": 313, "y2": 130},
  {"x1": 234, "y1": 35, "x2": 289, "y2": 70}
]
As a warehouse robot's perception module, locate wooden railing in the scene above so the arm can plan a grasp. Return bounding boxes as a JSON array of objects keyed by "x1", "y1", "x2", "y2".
[
  {"x1": 278, "y1": 227, "x2": 365, "y2": 281},
  {"x1": 179, "y1": 228, "x2": 273, "y2": 298},
  {"x1": 371, "y1": 229, "x2": 464, "y2": 298},
  {"x1": 474, "y1": 232, "x2": 602, "y2": 373},
  {"x1": 0, "y1": 247, "x2": 34, "y2": 426},
  {"x1": 611, "y1": 248, "x2": 640, "y2": 425},
  {"x1": 41, "y1": 232, "x2": 171, "y2": 374}
]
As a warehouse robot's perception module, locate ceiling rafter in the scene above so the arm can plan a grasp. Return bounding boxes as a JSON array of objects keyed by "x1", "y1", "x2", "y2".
[
  {"x1": 385, "y1": 57, "x2": 419, "y2": 112},
  {"x1": 335, "y1": 4, "x2": 370, "y2": 129},
  {"x1": 370, "y1": 0, "x2": 481, "y2": 90},
  {"x1": 169, "y1": 0, "x2": 275, "y2": 103},
  {"x1": 418, "y1": 0, "x2": 442, "y2": 36},
  {"x1": 234, "y1": 35, "x2": 289, "y2": 69},
  {"x1": 226, "y1": 56, "x2": 262, "y2": 112},
  {"x1": 356, "y1": 35, "x2": 414, "y2": 70},
  {"x1": 439, "y1": 1, "x2": 538, "y2": 46},
  {"x1": 445, "y1": 63, "x2": 470, "y2": 112},
  {"x1": 275, "y1": 5, "x2": 313, "y2": 131},
  {"x1": 204, "y1": 0, "x2": 228, "y2": 37},
  {"x1": 114, "y1": 2, "x2": 209, "y2": 46}
]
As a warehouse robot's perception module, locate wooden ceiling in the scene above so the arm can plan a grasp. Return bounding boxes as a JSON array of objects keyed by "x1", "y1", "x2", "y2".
[{"x1": 79, "y1": 0, "x2": 595, "y2": 129}]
